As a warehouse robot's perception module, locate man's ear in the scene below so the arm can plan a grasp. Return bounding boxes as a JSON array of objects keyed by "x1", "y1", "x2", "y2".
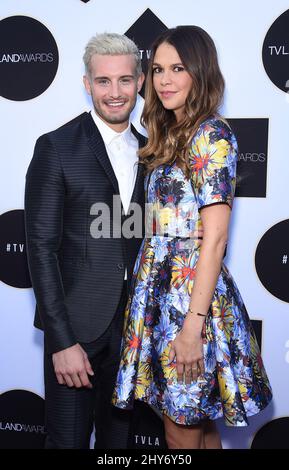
[
  {"x1": 137, "y1": 72, "x2": 145, "y2": 92},
  {"x1": 83, "y1": 75, "x2": 92, "y2": 95}
]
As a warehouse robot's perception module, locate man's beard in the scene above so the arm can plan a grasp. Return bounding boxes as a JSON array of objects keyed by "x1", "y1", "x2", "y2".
[{"x1": 93, "y1": 96, "x2": 137, "y2": 126}]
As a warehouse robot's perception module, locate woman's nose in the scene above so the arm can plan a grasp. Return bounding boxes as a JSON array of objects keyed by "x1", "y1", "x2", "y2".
[{"x1": 160, "y1": 69, "x2": 172, "y2": 85}]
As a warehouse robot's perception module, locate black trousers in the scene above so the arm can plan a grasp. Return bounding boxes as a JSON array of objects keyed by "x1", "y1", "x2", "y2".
[{"x1": 43, "y1": 281, "x2": 131, "y2": 449}]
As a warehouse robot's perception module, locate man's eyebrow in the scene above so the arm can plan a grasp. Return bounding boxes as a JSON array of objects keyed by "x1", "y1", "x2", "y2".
[
  {"x1": 93, "y1": 76, "x2": 109, "y2": 80},
  {"x1": 93, "y1": 75, "x2": 135, "y2": 80}
]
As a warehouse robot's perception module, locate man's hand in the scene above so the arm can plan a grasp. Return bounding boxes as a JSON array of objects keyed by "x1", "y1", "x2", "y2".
[{"x1": 52, "y1": 343, "x2": 94, "y2": 388}]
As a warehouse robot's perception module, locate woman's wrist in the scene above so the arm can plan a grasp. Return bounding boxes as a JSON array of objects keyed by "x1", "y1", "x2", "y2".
[
  {"x1": 182, "y1": 308, "x2": 206, "y2": 336},
  {"x1": 187, "y1": 307, "x2": 207, "y2": 318}
]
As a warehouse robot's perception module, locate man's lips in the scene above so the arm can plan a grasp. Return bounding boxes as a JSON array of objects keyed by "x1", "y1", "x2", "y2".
[{"x1": 105, "y1": 100, "x2": 127, "y2": 108}]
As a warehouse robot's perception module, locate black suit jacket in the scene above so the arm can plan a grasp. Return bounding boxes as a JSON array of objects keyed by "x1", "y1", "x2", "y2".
[{"x1": 25, "y1": 112, "x2": 146, "y2": 354}]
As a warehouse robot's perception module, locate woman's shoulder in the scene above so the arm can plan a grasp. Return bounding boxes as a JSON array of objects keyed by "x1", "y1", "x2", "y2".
[{"x1": 192, "y1": 115, "x2": 237, "y2": 147}]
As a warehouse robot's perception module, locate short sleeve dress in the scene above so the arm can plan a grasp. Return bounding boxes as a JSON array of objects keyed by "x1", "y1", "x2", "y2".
[{"x1": 112, "y1": 117, "x2": 272, "y2": 426}]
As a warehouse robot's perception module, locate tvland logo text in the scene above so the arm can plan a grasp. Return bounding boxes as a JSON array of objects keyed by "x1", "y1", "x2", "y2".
[
  {"x1": 135, "y1": 434, "x2": 160, "y2": 446},
  {"x1": 268, "y1": 46, "x2": 289, "y2": 56},
  {"x1": 239, "y1": 153, "x2": 266, "y2": 162},
  {"x1": 0, "y1": 390, "x2": 45, "y2": 448},
  {"x1": 0, "y1": 422, "x2": 45, "y2": 434},
  {"x1": 0, "y1": 53, "x2": 54, "y2": 63},
  {"x1": 139, "y1": 50, "x2": 152, "y2": 60}
]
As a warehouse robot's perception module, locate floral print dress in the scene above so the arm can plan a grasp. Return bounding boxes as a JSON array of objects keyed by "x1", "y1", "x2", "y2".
[{"x1": 112, "y1": 117, "x2": 272, "y2": 426}]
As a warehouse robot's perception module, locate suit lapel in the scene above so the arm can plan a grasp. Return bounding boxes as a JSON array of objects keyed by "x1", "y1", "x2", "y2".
[
  {"x1": 83, "y1": 112, "x2": 120, "y2": 194},
  {"x1": 83, "y1": 113, "x2": 146, "y2": 206},
  {"x1": 129, "y1": 125, "x2": 146, "y2": 206}
]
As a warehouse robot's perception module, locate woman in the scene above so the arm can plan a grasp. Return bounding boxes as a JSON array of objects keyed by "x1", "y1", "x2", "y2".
[{"x1": 112, "y1": 26, "x2": 272, "y2": 449}]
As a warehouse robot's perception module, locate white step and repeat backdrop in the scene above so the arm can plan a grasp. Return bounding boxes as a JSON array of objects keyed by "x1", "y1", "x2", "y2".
[{"x1": 0, "y1": 0, "x2": 289, "y2": 449}]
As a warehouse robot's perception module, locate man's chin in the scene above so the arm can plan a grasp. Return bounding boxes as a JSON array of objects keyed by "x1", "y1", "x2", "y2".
[
  {"x1": 93, "y1": 105, "x2": 136, "y2": 129},
  {"x1": 104, "y1": 113, "x2": 131, "y2": 125},
  {"x1": 107, "y1": 116, "x2": 128, "y2": 124}
]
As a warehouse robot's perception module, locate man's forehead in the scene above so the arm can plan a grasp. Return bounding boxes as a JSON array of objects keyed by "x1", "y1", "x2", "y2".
[{"x1": 90, "y1": 53, "x2": 136, "y2": 74}]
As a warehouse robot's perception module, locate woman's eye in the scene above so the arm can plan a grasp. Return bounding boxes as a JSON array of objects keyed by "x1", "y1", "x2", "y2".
[
  {"x1": 152, "y1": 67, "x2": 162, "y2": 74},
  {"x1": 174, "y1": 66, "x2": 184, "y2": 72}
]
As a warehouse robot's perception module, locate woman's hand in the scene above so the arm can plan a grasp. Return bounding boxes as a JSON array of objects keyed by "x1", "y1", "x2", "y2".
[{"x1": 168, "y1": 329, "x2": 205, "y2": 384}]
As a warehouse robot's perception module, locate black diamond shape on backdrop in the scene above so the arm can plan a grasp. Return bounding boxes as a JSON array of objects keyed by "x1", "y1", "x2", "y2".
[
  {"x1": 80, "y1": 0, "x2": 91, "y2": 3},
  {"x1": 125, "y1": 9, "x2": 167, "y2": 96}
]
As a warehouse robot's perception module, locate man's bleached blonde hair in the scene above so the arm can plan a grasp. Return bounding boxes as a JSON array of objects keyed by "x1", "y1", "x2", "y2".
[{"x1": 83, "y1": 32, "x2": 142, "y2": 78}]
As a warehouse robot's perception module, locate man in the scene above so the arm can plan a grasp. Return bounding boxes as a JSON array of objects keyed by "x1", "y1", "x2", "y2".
[{"x1": 25, "y1": 33, "x2": 145, "y2": 449}]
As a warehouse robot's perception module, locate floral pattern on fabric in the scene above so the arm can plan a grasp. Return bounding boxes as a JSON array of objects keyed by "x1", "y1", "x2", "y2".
[{"x1": 112, "y1": 118, "x2": 272, "y2": 426}]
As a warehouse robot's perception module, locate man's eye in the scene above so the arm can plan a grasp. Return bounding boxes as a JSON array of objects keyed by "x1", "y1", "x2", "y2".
[
  {"x1": 120, "y1": 78, "x2": 132, "y2": 84},
  {"x1": 97, "y1": 79, "x2": 109, "y2": 85}
]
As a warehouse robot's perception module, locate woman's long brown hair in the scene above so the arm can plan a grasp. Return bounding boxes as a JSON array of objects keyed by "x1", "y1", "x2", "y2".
[{"x1": 139, "y1": 25, "x2": 225, "y2": 178}]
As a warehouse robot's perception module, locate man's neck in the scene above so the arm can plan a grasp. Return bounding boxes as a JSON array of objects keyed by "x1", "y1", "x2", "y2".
[{"x1": 92, "y1": 109, "x2": 129, "y2": 133}]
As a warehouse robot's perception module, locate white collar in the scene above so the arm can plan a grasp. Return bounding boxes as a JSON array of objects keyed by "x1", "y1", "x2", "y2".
[{"x1": 91, "y1": 109, "x2": 132, "y2": 146}]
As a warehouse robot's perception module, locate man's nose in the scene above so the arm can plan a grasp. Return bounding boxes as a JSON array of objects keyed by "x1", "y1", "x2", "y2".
[{"x1": 109, "y1": 81, "x2": 121, "y2": 98}]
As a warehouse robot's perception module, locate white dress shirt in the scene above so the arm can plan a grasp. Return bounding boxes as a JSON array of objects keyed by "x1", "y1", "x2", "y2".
[
  {"x1": 91, "y1": 109, "x2": 139, "y2": 279},
  {"x1": 91, "y1": 109, "x2": 139, "y2": 214}
]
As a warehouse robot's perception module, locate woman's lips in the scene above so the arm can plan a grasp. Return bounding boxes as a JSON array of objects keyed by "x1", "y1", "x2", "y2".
[{"x1": 160, "y1": 91, "x2": 177, "y2": 99}]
